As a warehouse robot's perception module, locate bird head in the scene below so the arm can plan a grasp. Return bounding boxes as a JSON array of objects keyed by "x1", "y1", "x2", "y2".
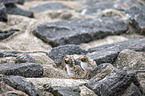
[{"x1": 79, "y1": 56, "x2": 88, "y2": 62}]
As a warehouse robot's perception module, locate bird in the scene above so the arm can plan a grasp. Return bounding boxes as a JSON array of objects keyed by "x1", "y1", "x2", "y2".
[
  {"x1": 63, "y1": 59, "x2": 77, "y2": 79},
  {"x1": 79, "y1": 56, "x2": 95, "y2": 76}
]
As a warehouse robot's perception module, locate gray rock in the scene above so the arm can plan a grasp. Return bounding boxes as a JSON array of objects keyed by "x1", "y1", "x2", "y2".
[
  {"x1": 84, "y1": 71, "x2": 144, "y2": 96},
  {"x1": 0, "y1": 63, "x2": 43, "y2": 77},
  {"x1": 0, "y1": 79, "x2": 29, "y2": 96},
  {"x1": 122, "y1": 83, "x2": 143, "y2": 96},
  {"x1": 47, "y1": 44, "x2": 87, "y2": 67},
  {"x1": 86, "y1": 63, "x2": 119, "y2": 81},
  {"x1": 15, "y1": 53, "x2": 39, "y2": 63},
  {"x1": 5, "y1": 3, "x2": 34, "y2": 18},
  {"x1": 33, "y1": 17, "x2": 128, "y2": 47},
  {"x1": 87, "y1": 38, "x2": 145, "y2": 65},
  {"x1": 44, "y1": 84, "x2": 80, "y2": 96},
  {"x1": 113, "y1": 49, "x2": 145, "y2": 71},
  {"x1": 0, "y1": 30, "x2": 17, "y2": 40},
  {"x1": 0, "y1": 0, "x2": 24, "y2": 5},
  {"x1": 0, "y1": 51, "x2": 17, "y2": 57},
  {"x1": 1, "y1": 75, "x2": 43, "y2": 96},
  {"x1": 80, "y1": 2, "x2": 123, "y2": 15},
  {"x1": 125, "y1": 5, "x2": 145, "y2": 34},
  {"x1": 0, "y1": 3, "x2": 7, "y2": 22},
  {"x1": 85, "y1": 0, "x2": 139, "y2": 7},
  {"x1": 30, "y1": 2, "x2": 68, "y2": 13}
]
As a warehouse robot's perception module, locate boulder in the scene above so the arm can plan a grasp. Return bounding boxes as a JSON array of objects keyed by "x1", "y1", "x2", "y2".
[
  {"x1": 87, "y1": 38, "x2": 145, "y2": 65},
  {"x1": 47, "y1": 44, "x2": 87, "y2": 67},
  {"x1": 84, "y1": 71, "x2": 144, "y2": 96},
  {"x1": 125, "y1": 5, "x2": 145, "y2": 34},
  {"x1": 113, "y1": 49, "x2": 145, "y2": 92},
  {"x1": 0, "y1": 80, "x2": 29, "y2": 96},
  {"x1": 33, "y1": 17, "x2": 128, "y2": 47},
  {"x1": 86, "y1": 63, "x2": 119, "y2": 81},
  {"x1": 5, "y1": 3, "x2": 34, "y2": 18},
  {"x1": 113, "y1": 49, "x2": 145, "y2": 71},
  {"x1": 0, "y1": 63, "x2": 43, "y2": 77},
  {"x1": 1, "y1": 75, "x2": 43, "y2": 96},
  {"x1": 30, "y1": 2, "x2": 68, "y2": 13},
  {"x1": 0, "y1": 3, "x2": 7, "y2": 22}
]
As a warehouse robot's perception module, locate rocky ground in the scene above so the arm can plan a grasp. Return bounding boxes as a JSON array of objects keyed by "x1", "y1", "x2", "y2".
[{"x1": 0, "y1": 0, "x2": 145, "y2": 96}]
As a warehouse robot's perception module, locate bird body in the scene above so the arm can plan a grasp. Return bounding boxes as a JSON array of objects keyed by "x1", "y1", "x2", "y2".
[
  {"x1": 79, "y1": 56, "x2": 96, "y2": 76},
  {"x1": 62, "y1": 54, "x2": 96, "y2": 78}
]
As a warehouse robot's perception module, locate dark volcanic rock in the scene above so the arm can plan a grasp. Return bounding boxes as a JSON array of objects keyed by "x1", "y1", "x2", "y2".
[
  {"x1": 47, "y1": 44, "x2": 87, "y2": 67},
  {"x1": 0, "y1": 30, "x2": 17, "y2": 40},
  {"x1": 0, "y1": 63, "x2": 43, "y2": 77},
  {"x1": 125, "y1": 5, "x2": 145, "y2": 34},
  {"x1": 1, "y1": 75, "x2": 43, "y2": 96},
  {"x1": 0, "y1": 0, "x2": 24, "y2": 5},
  {"x1": 80, "y1": 2, "x2": 123, "y2": 15},
  {"x1": 87, "y1": 38, "x2": 145, "y2": 65},
  {"x1": 33, "y1": 17, "x2": 128, "y2": 47},
  {"x1": 44, "y1": 84, "x2": 80, "y2": 96},
  {"x1": 30, "y1": 2, "x2": 68, "y2": 13},
  {"x1": 84, "y1": 71, "x2": 144, "y2": 96},
  {"x1": 0, "y1": 3, "x2": 7, "y2": 22},
  {"x1": 5, "y1": 3, "x2": 34, "y2": 18}
]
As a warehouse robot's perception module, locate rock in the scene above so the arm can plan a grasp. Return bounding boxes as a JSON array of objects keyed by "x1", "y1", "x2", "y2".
[
  {"x1": 122, "y1": 83, "x2": 143, "y2": 96},
  {"x1": 47, "y1": 44, "x2": 87, "y2": 67},
  {"x1": 0, "y1": 30, "x2": 18, "y2": 40},
  {"x1": 0, "y1": 79, "x2": 29, "y2": 96},
  {"x1": 86, "y1": 63, "x2": 119, "y2": 81},
  {"x1": 30, "y1": 2, "x2": 68, "y2": 13},
  {"x1": 80, "y1": 1, "x2": 123, "y2": 15},
  {"x1": 79, "y1": 35, "x2": 128, "y2": 50},
  {"x1": 25, "y1": 78, "x2": 88, "y2": 87},
  {"x1": 5, "y1": 3, "x2": 34, "y2": 18},
  {"x1": 0, "y1": 0, "x2": 25, "y2": 5},
  {"x1": 0, "y1": 3, "x2": 7, "y2": 22},
  {"x1": 1, "y1": 75, "x2": 43, "y2": 96},
  {"x1": 125, "y1": 5, "x2": 145, "y2": 34},
  {"x1": 113, "y1": 49, "x2": 145, "y2": 71},
  {"x1": 33, "y1": 17, "x2": 128, "y2": 47},
  {"x1": 15, "y1": 53, "x2": 39, "y2": 63},
  {"x1": 0, "y1": 63, "x2": 43, "y2": 77},
  {"x1": 43, "y1": 85, "x2": 80, "y2": 96},
  {"x1": 0, "y1": 51, "x2": 17, "y2": 57},
  {"x1": 0, "y1": 15, "x2": 52, "y2": 52},
  {"x1": 113, "y1": 49, "x2": 145, "y2": 92},
  {"x1": 84, "y1": 71, "x2": 144, "y2": 96},
  {"x1": 87, "y1": 38, "x2": 145, "y2": 65},
  {"x1": 85, "y1": 0, "x2": 139, "y2": 8}
]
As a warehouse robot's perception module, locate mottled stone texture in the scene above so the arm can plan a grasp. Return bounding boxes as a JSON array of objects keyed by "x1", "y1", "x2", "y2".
[
  {"x1": 33, "y1": 17, "x2": 128, "y2": 47},
  {"x1": 87, "y1": 38, "x2": 145, "y2": 65},
  {"x1": 125, "y1": 5, "x2": 145, "y2": 34}
]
